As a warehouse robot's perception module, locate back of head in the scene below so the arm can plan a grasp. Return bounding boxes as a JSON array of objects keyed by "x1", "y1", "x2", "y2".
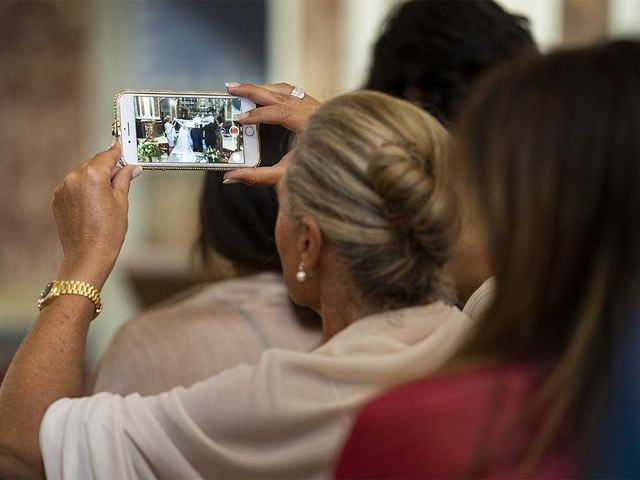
[
  {"x1": 198, "y1": 125, "x2": 323, "y2": 329},
  {"x1": 365, "y1": 0, "x2": 536, "y2": 123},
  {"x1": 198, "y1": 124, "x2": 291, "y2": 272},
  {"x1": 286, "y1": 90, "x2": 459, "y2": 309},
  {"x1": 199, "y1": 175, "x2": 280, "y2": 272},
  {"x1": 457, "y1": 39, "x2": 640, "y2": 359},
  {"x1": 454, "y1": 39, "x2": 640, "y2": 470}
]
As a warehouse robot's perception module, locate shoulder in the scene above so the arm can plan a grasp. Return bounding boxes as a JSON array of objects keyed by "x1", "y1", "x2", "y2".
[
  {"x1": 100, "y1": 273, "x2": 296, "y2": 359},
  {"x1": 121, "y1": 272, "x2": 288, "y2": 330},
  {"x1": 335, "y1": 362, "x2": 540, "y2": 479},
  {"x1": 350, "y1": 364, "x2": 504, "y2": 430},
  {"x1": 360, "y1": 362, "x2": 537, "y2": 418},
  {"x1": 92, "y1": 272, "x2": 322, "y2": 395}
]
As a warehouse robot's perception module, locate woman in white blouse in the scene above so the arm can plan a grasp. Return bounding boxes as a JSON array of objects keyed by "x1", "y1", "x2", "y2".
[{"x1": 0, "y1": 90, "x2": 471, "y2": 479}]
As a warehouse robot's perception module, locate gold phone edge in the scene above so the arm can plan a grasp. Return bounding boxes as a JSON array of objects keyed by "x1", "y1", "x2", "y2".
[{"x1": 112, "y1": 89, "x2": 260, "y2": 172}]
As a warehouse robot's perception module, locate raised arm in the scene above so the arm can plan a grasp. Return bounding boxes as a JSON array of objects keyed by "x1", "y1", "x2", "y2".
[
  {"x1": 223, "y1": 82, "x2": 320, "y2": 186},
  {"x1": 0, "y1": 145, "x2": 140, "y2": 478}
]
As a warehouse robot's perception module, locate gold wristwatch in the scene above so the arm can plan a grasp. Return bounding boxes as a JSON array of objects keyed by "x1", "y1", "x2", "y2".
[{"x1": 38, "y1": 280, "x2": 103, "y2": 319}]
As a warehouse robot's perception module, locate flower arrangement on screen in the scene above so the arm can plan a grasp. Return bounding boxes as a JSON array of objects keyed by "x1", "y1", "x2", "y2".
[
  {"x1": 137, "y1": 141, "x2": 162, "y2": 162},
  {"x1": 202, "y1": 146, "x2": 227, "y2": 163}
]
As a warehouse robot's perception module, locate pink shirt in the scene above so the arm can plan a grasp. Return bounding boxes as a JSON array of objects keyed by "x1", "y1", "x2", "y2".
[{"x1": 335, "y1": 362, "x2": 577, "y2": 479}]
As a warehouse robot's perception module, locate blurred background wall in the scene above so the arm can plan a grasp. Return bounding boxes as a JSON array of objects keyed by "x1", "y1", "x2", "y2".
[{"x1": 1, "y1": 0, "x2": 639, "y2": 380}]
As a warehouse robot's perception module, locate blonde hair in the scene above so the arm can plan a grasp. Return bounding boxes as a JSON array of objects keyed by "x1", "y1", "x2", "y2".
[{"x1": 286, "y1": 90, "x2": 459, "y2": 308}]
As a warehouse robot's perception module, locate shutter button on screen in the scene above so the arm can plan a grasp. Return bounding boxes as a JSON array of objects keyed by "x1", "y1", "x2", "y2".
[{"x1": 244, "y1": 126, "x2": 255, "y2": 136}]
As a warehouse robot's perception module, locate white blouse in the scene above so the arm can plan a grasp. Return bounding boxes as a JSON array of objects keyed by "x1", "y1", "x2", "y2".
[{"x1": 40, "y1": 302, "x2": 471, "y2": 479}]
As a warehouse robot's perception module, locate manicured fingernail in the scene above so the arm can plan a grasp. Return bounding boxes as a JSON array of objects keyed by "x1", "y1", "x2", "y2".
[
  {"x1": 108, "y1": 139, "x2": 119, "y2": 149},
  {"x1": 132, "y1": 166, "x2": 143, "y2": 179},
  {"x1": 225, "y1": 82, "x2": 241, "y2": 88},
  {"x1": 222, "y1": 178, "x2": 240, "y2": 184}
]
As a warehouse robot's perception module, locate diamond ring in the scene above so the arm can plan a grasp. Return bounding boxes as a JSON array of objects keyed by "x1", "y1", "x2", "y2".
[{"x1": 290, "y1": 85, "x2": 305, "y2": 100}]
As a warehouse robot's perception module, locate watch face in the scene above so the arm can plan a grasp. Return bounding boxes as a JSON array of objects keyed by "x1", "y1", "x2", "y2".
[
  {"x1": 41, "y1": 282, "x2": 54, "y2": 299},
  {"x1": 38, "y1": 282, "x2": 55, "y2": 308}
]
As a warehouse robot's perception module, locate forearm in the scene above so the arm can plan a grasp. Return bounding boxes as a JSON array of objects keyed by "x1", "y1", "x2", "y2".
[
  {"x1": 0, "y1": 145, "x2": 137, "y2": 477},
  {"x1": 0, "y1": 294, "x2": 93, "y2": 477}
]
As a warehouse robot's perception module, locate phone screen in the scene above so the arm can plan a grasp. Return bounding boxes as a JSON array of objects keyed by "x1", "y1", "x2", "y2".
[{"x1": 119, "y1": 93, "x2": 258, "y2": 167}]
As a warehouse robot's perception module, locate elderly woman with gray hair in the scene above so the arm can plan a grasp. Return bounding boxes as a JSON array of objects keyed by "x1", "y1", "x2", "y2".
[{"x1": 0, "y1": 90, "x2": 470, "y2": 478}]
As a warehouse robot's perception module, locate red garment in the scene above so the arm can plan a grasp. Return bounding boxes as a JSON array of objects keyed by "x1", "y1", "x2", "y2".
[{"x1": 334, "y1": 362, "x2": 576, "y2": 479}]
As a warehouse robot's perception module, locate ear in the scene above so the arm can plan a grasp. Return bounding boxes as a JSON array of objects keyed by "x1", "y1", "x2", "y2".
[{"x1": 296, "y1": 215, "x2": 323, "y2": 272}]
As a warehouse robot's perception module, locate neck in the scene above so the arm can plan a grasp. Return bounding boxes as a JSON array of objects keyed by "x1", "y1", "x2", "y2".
[{"x1": 315, "y1": 255, "x2": 378, "y2": 340}]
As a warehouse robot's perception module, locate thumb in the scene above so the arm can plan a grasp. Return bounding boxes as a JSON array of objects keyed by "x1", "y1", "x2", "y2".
[
  {"x1": 112, "y1": 165, "x2": 142, "y2": 196},
  {"x1": 222, "y1": 166, "x2": 281, "y2": 186},
  {"x1": 223, "y1": 154, "x2": 291, "y2": 186}
]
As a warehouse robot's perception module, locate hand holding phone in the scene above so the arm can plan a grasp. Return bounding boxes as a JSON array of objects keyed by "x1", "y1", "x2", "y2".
[
  {"x1": 54, "y1": 144, "x2": 138, "y2": 289},
  {"x1": 115, "y1": 90, "x2": 260, "y2": 170},
  {"x1": 222, "y1": 82, "x2": 320, "y2": 185}
]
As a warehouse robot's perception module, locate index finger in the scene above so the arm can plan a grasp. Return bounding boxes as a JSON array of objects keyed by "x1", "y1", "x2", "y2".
[
  {"x1": 240, "y1": 102, "x2": 319, "y2": 132},
  {"x1": 255, "y1": 82, "x2": 320, "y2": 104},
  {"x1": 228, "y1": 83, "x2": 321, "y2": 131},
  {"x1": 228, "y1": 83, "x2": 318, "y2": 106},
  {"x1": 87, "y1": 143, "x2": 123, "y2": 173}
]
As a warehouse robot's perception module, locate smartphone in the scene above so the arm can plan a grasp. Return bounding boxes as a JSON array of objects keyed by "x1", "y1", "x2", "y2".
[{"x1": 114, "y1": 89, "x2": 260, "y2": 170}]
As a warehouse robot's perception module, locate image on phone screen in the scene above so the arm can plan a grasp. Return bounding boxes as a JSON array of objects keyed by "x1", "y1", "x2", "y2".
[{"x1": 131, "y1": 95, "x2": 248, "y2": 165}]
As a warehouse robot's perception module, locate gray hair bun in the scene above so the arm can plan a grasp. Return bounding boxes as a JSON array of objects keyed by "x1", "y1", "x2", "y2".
[{"x1": 286, "y1": 90, "x2": 459, "y2": 308}]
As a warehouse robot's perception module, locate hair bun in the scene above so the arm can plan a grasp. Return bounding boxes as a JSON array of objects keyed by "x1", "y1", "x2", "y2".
[
  {"x1": 287, "y1": 90, "x2": 458, "y2": 307},
  {"x1": 368, "y1": 142, "x2": 450, "y2": 262}
]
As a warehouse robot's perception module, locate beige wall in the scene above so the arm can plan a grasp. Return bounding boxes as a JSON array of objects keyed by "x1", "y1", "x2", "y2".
[{"x1": 0, "y1": 2, "x2": 88, "y2": 330}]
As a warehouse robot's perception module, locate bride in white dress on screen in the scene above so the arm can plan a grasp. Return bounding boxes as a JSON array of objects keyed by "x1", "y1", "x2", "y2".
[{"x1": 168, "y1": 116, "x2": 211, "y2": 163}]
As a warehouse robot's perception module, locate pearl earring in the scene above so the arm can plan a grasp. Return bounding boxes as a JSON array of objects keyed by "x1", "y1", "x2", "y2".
[{"x1": 295, "y1": 263, "x2": 307, "y2": 282}]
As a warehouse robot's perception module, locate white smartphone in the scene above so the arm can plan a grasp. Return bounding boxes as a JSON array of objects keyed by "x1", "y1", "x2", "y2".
[{"x1": 114, "y1": 89, "x2": 260, "y2": 170}]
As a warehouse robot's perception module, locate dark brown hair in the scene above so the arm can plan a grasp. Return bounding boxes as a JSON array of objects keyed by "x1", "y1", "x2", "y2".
[
  {"x1": 365, "y1": 0, "x2": 536, "y2": 123},
  {"x1": 452, "y1": 40, "x2": 640, "y2": 473},
  {"x1": 198, "y1": 124, "x2": 292, "y2": 272}
]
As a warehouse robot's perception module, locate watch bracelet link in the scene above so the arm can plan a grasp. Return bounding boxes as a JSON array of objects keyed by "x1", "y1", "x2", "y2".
[{"x1": 39, "y1": 280, "x2": 103, "y2": 319}]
